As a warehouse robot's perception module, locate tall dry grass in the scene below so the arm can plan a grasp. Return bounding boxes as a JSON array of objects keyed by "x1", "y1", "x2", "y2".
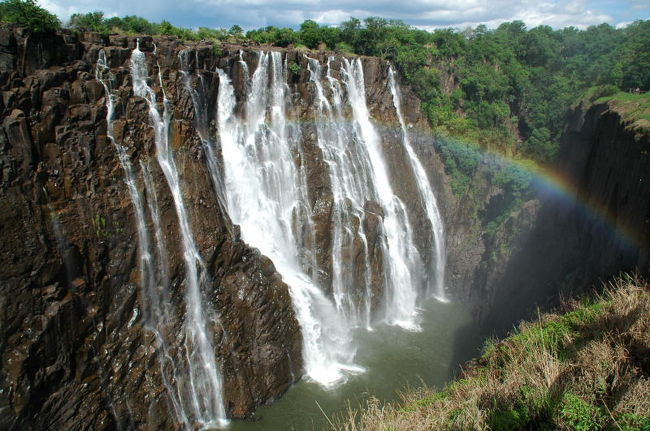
[{"x1": 334, "y1": 275, "x2": 650, "y2": 431}]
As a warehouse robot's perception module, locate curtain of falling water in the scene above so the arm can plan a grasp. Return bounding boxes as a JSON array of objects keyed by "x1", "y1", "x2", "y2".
[{"x1": 388, "y1": 67, "x2": 448, "y2": 302}]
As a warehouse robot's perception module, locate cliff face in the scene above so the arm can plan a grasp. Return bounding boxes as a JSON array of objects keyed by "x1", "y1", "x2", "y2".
[
  {"x1": 474, "y1": 101, "x2": 650, "y2": 330},
  {"x1": 0, "y1": 28, "x2": 433, "y2": 429},
  {"x1": 0, "y1": 29, "x2": 305, "y2": 429},
  {"x1": 2, "y1": 25, "x2": 646, "y2": 431}
]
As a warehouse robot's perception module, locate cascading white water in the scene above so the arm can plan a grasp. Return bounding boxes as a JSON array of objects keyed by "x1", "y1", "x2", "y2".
[
  {"x1": 341, "y1": 58, "x2": 425, "y2": 331},
  {"x1": 387, "y1": 67, "x2": 448, "y2": 302},
  {"x1": 178, "y1": 51, "x2": 230, "y2": 225},
  {"x1": 97, "y1": 50, "x2": 192, "y2": 428},
  {"x1": 216, "y1": 52, "x2": 361, "y2": 387},
  {"x1": 130, "y1": 43, "x2": 228, "y2": 429},
  {"x1": 306, "y1": 56, "x2": 377, "y2": 329},
  {"x1": 96, "y1": 51, "x2": 155, "y2": 306}
]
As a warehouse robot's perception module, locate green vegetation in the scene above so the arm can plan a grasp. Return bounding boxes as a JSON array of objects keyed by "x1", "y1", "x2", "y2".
[
  {"x1": 336, "y1": 275, "x2": 650, "y2": 430},
  {"x1": 0, "y1": 0, "x2": 59, "y2": 32},
  {"x1": 597, "y1": 91, "x2": 650, "y2": 133},
  {"x1": 288, "y1": 61, "x2": 300, "y2": 75},
  {"x1": 67, "y1": 10, "x2": 234, "y2": 42},
  {"x1": 6, "y1": 3, "x2": 648, "y2": 166},
  {"x1": 92, "y1": 213, "x2": 107, "y2": 239},
  {"x1": 239, "y1": 18, "x2": 650, "y2": 166}
]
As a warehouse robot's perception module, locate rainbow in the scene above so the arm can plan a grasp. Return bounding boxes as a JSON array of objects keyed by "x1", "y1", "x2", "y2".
[
  {"x1": 428, "y1": 133, "x2": 644, "y2": 252},
  {"x1": 276, "y1": 117, "x2": 644, "y2": 252}
]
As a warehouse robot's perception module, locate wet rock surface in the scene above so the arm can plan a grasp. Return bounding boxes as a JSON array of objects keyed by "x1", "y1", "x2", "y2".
[
  {"x1": 0, "y1": 26, "x2": 437, "y2": 430},
  {"x1": 3, "y1": 24, "x2": 647, "y2": 431},
  {"x1": 0, "y1": 27, "x2": 302, "y2": 430}
]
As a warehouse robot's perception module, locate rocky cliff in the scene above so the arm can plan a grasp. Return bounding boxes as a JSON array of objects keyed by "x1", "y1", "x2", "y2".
[
  {"x1": 0, "y1": 27, "x2": 432, "y2": 430},
  {"x1": 0, "y1": 28, "x2": 307, "y2": 430},
  {"x1": 469, "y1": 99, "x2": 650, "y2": 330},
  {"x1": 2, "y1": 24, "x2": 647, "y2": 431}
]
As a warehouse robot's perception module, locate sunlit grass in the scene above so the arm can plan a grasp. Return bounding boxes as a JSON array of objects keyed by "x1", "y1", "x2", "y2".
[
  {"x1": 334, "y1": 275, "x2": 650, "y2": 431},
  {"x1": 597, "y1": 91, "x2": 650, "y2": 133}
]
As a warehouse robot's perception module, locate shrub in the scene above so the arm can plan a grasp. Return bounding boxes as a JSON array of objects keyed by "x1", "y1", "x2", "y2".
[
  {"x1": 559, "y1": 393, "x2": 605, "y2": 431},
  {"x1": 335, "y1": 41, "x2": 355, "y2": 55},
  {"x1": 0, "y1": 0, "x2": 60, "y2": 32},
  {"x1": 288, "y1": 61, "x2": 300, "y2": 75},
  {"x1": 69, "y1": 11, "x2": 107, "y2": 33}
]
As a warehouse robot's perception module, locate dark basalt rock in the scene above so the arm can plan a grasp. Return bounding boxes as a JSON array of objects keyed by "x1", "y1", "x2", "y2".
[
  {"x1": 0, "y1": 26, "x2": 498, "y2": 429},
  {"x1": 0, "y1": 27, "x2": 302, "y2": 430},
  {"x1": 3, "y1": 23, "x2": 646, "y2": 431}
]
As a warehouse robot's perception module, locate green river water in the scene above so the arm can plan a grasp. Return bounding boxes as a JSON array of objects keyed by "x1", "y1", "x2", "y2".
[{"x1": 228, "y1": 297, "x2": 483, "y2": 431}]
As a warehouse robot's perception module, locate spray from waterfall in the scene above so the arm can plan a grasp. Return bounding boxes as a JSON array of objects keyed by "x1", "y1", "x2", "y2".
[
  {"x1": 388, "y1": 67, "x2": 447, "y2": 302},
  {"x1": 215, "y1": 52, "x2": 361, "y2": 387}
]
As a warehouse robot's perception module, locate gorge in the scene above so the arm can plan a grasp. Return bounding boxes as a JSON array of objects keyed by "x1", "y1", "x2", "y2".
[{"x1": 0, "y1": 26, "x2": 648, "y2": 431}]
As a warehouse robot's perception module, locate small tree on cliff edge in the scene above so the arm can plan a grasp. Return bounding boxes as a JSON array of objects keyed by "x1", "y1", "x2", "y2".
[{"x1": 0, "y1": 0, "x2": 60, "y2": 32}]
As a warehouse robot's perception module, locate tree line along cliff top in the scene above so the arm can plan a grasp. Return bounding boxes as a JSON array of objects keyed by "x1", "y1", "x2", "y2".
[{"x1": 1, "y1": 0, "x2": 649, "y2": 165}]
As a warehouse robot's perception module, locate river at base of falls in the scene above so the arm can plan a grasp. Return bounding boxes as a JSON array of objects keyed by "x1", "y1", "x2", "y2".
[{"x1": 223, "y1": 297, "x2": 482, "y2": 431}]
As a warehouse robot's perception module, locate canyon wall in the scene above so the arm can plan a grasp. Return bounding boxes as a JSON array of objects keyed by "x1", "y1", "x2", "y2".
[
  {"x1": 0, "y1": 29, "x2": 306, "y2": 430},
  {"x1": 1, "y1": 25, "x2": 647, "y2": 431},
  {"x1": 0, "y1": 28, "x2": 436, "y2": 430},
  {"x1": 465, "y1": 101, "x2": 650, "y2": 330}
]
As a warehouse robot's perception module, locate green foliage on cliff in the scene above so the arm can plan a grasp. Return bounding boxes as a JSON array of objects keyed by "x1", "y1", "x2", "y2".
[
  {"x1": 56, "y1": 8, "x2": 650, "y2": 164},
  {"x1": 240, "y1": 17, "x2": 650, "y2": 165},
  {"x1": 597, "y1": 91, "x2": 650, "y2": 133},
  {"x1": 0, "y1": 0, "x2": 59, "y2": 32},
  {"x1": 336, "y1": 275, "x2": 650, "y2": 431}
]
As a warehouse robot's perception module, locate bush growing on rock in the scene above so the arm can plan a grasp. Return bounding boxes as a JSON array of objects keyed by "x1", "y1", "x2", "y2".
[{"x1": 0, "y1": 0, "x2": 60, "y2": 32}]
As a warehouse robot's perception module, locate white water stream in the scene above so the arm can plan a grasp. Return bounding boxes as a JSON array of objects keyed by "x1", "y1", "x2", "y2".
[
  {"x1": 341, "y1": 58, "x2": 425, "y2": 330},
  {"x1": 216, "y1": 52, "x2": 361, "y2": 387},
  {"x1": 100, "y1": 44, "x2": 447, "y2": 427},
  {"x1": 387, "y1": 67, "x2": 447, "y2": 301}
]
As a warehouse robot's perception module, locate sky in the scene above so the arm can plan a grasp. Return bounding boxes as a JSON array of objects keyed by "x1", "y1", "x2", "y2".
[{"x1": 40, "y1": 0, "x2": 649, "y2": 31}]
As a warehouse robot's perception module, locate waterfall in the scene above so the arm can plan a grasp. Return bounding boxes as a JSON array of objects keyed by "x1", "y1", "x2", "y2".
[
  {"x1": 306, "y1": 56, "x2": 376, "y2": 329},
  {"x1": 178, "y1": 50, "x2": 230, "y2": 227},
  {"x1": 216, "y1": 52, "x2": 361, "y2": 387},
  {"x1": 97, "y1": 50, "x2": 189, "y2": 427},
  {"x1": 341, "y1": 58, "x2": 425, "y2": 331},
  {"x1": 388, "y1": 67, "x2": 447, "y2": 302},
  {"x1": 129, "y1": 43, "x2": 228, "y2": 428},
  {"x1": 101, "y1": 42, "x2": 447, "y2": 419}
]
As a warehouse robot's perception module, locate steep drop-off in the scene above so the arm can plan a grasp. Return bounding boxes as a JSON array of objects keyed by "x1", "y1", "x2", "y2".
[
  {"x1": 1, "y1": 25, "x2": 648, "y2": 431},
  {"x1": 0, "y1": 28, "x2": 443, "y2": 430},
  {"x1": 0, "y1": 29, "x2": 308, "y2": 430},
  {"x1": 471, "y1": 99, "x2": 650, "y2": 330}
]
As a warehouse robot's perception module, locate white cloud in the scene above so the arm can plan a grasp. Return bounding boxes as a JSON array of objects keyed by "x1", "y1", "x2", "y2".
[{"x1": 38, "y1": 0, "x2": 644, "y2": 29}]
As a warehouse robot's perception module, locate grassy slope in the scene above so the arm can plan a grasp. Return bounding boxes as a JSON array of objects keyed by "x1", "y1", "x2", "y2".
[
  {"x1": 597, "y1": 92, "x2": 650, "y2": 134},
  {"x1": 335, "y1": 276, "x2": 650, "y2": 431}
]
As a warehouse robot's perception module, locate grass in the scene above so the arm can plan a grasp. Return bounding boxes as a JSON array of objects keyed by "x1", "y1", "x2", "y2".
[
  {"x1": 596, "y1": 91, "x2": 650, "y2": 134},
  {"x1": 333, "y1": 274, "x2": 650, "y2": 431}
]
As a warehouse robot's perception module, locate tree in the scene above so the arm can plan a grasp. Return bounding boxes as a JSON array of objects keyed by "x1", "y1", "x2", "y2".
[
  {"x1": 69, "y1": 11, "x2": 106, "y2": 33},
  {"x1": 229, "y1": 24, "x2": 243, "y2": 37},
  {"x1": 299, "y1": 19, "x2": 320, "y2": 48},
  {"x1": 0, "y1": 0, "x2": 60, "y2": 32},
  {"x1": 522, "y1": 127, "x2": 556, "y2": 162}
]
